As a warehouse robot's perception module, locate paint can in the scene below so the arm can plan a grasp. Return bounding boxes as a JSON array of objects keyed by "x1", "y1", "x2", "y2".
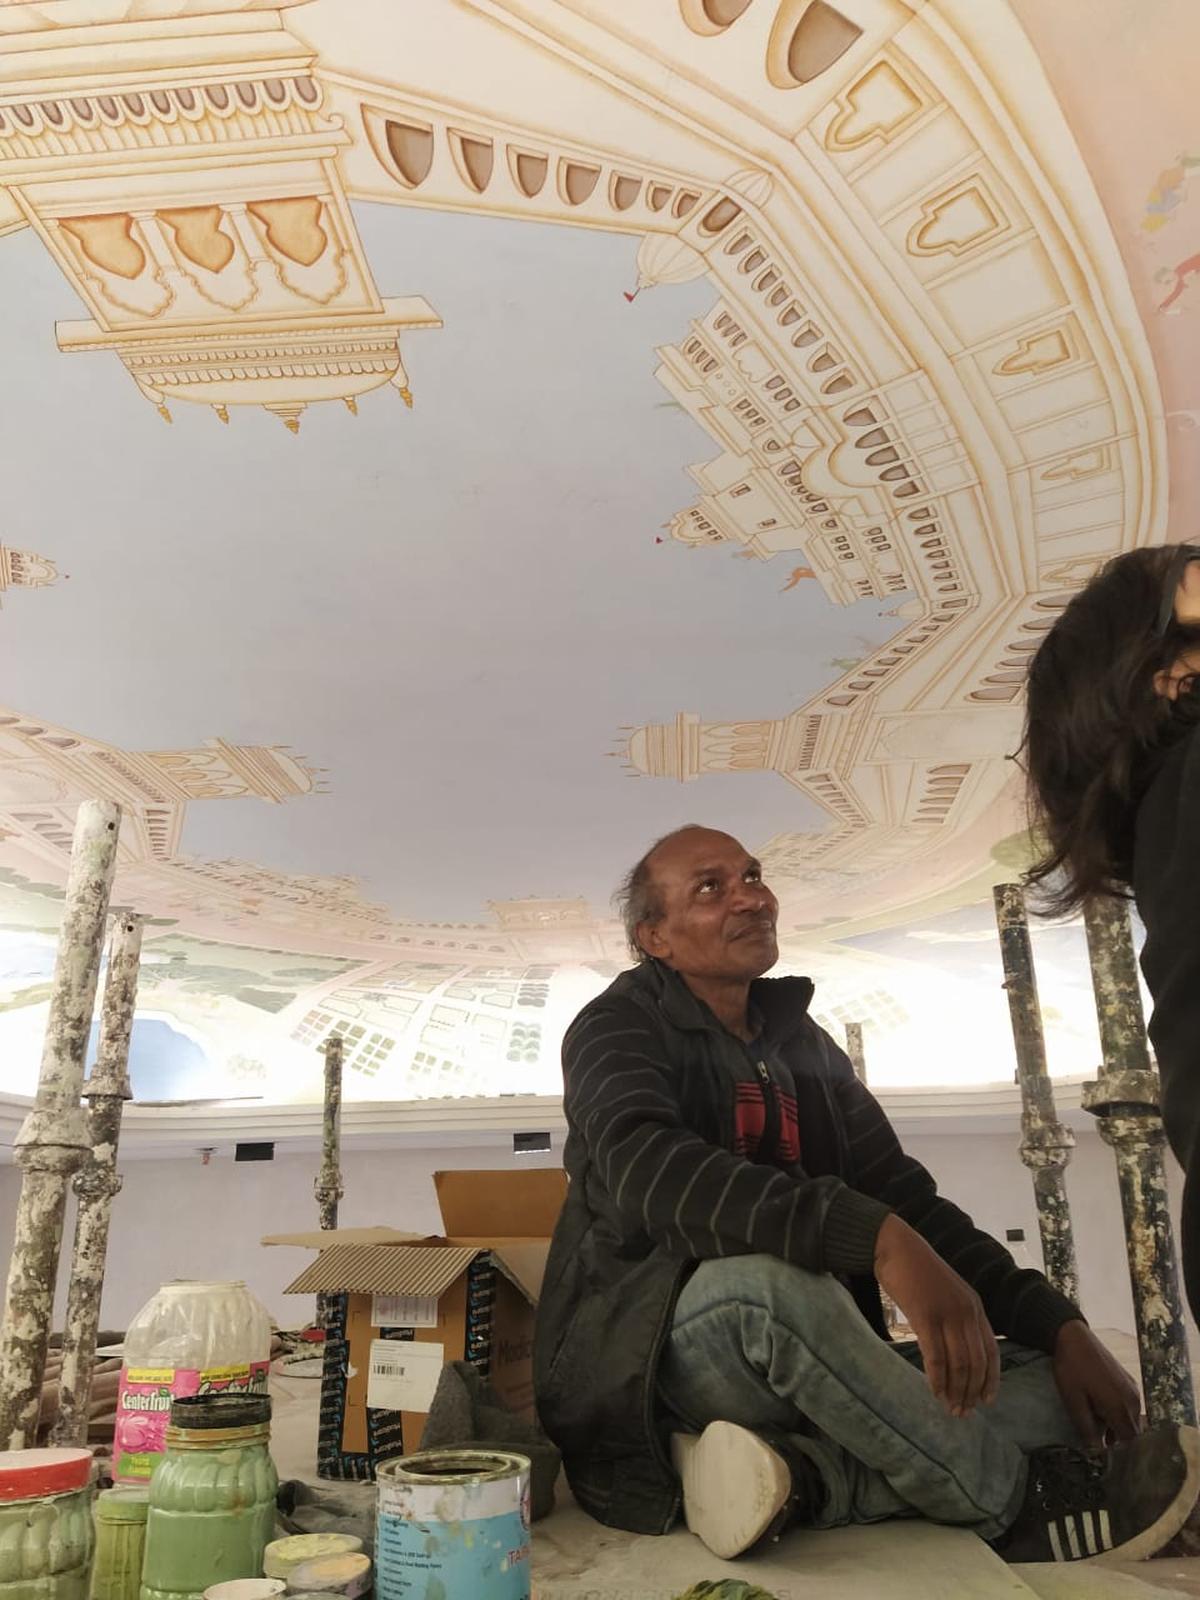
[{"x1": 376, "y1": 1449, "x2": 531, "y2": 1600}]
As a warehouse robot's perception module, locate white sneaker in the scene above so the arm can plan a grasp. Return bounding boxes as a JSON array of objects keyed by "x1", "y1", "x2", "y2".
[{"x1": 670, "y1": 1421, "x2": 793, "y2": 1559}]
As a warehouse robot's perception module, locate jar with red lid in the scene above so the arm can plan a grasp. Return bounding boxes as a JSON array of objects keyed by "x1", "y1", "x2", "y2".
[{"x1": 0, "y1": 1447, "x2": 95, "y2": 1600}]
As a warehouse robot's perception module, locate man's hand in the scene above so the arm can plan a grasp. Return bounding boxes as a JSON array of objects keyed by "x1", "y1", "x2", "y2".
[
  {"x1": 874, "y1": 1214, "x2": 1000, "y2": 1419},
  {"x1": 1052, "y1": 1320, "x2": 1142, "y2": 1447}
]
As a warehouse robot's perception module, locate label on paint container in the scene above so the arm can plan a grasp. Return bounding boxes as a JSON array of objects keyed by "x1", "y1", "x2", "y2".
[
  {"x1": 113, "y1": 1361, "x2": 270, "y2": 1482},
  {"x1": 376, "y1": 1466, "x2": 531, "y2": 1599}
]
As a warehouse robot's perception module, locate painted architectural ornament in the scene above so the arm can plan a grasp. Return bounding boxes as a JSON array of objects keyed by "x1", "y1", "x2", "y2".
[
  {"x1": 0, "y1": 0, "x2": 440, "y2": 430},
  {"x1": 0, "y1": 0, "x2": 1184, "y2": 1092}
]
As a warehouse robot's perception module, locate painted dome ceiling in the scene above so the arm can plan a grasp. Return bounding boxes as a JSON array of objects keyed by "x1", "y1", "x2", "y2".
[{"x1": 0, "y1": 0, "x2": 1196, "y2": 1102}]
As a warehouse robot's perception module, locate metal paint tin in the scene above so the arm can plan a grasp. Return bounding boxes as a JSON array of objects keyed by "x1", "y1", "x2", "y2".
[{"x1": 376, "y1": 1449, "x2": 531, "y2": 1600}]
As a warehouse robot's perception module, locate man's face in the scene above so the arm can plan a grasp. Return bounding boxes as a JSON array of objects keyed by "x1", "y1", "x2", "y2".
[{"x1": 637, "y1": 829, "x2": 779, "y2": 982}]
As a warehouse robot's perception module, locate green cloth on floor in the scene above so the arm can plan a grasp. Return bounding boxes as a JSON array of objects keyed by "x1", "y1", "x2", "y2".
[{"x1": 672, "y1": 1585, "x2": 782, "y2": 1600}]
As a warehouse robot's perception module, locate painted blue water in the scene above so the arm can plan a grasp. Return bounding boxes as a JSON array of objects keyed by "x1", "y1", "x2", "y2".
[{"x1": 85, "y1": 1016, "x2": 214, "y2": 1103}]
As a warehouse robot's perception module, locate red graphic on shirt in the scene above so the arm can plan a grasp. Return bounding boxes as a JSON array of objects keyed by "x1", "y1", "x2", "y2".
[{"x1": 734, "y1": 1081, "x2": 800, "y2": 1165}]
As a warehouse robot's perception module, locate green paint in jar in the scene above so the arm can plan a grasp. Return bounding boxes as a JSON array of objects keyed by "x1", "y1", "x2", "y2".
[
  {"x1": 0, "y1": 1450, "x2": 94, "y2": 1600},
  {"x1": 139, "y1": 1396, "x2": 277, "y2": 1600},
  {"x1": 90, "y1": 1487, "x2": 149, "y2": 1600}
]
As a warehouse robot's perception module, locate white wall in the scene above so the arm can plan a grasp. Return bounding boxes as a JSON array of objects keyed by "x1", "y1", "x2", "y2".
[
  {"x1": 0, "y1": 1125, "x2": 1189, "y2": 1343},
  {"x1": 902, "y1": 1126, "x2": 1190, "y2": 1339},
  {"x1": 0, "y1": 1143, "x2": 561, "y2": 1332}
]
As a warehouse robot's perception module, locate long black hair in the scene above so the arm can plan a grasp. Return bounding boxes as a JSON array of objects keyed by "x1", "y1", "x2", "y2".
[{"x1": 1023, "y1": 544, "x2": 1200, "y2": 915}]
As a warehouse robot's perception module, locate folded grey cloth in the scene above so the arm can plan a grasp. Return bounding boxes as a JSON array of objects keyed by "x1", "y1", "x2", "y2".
[
  {"x1": 275, "y1": 1478, "x2": 377, "y2": 1548},
  {"x1": 419, "y1": 1360, "x2": 560, "y2": 1522}
]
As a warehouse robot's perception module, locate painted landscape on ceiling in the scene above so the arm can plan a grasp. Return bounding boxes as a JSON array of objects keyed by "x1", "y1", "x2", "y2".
[{"x1": 0, "y1": 0, "x2": 1195, "y2": 1100}]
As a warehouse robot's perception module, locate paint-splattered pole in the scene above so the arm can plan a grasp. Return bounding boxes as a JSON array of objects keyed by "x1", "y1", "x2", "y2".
[
  {"x1": 0, "y1": 800, "x2": 120, "y2": 1448},
  {"x1": 54, "y1": 910, "x2": 145, "y2": 1448},
  {"x1": 314, "y1": 1033, "x2": 345, "y2": 1329},
  {"x1": 844, "y1": 1023, "x2": 868, "y2": 1084},
  {"x1": 1081, "y1": 896, "x2": 1196, "y2": 1426},
  {"x1": 993, "y1": 884, "x2": 1080, "y2": 1304}
]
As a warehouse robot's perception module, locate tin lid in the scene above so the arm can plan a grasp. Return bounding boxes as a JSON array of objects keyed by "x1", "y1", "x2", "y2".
[
  {"x1": 0, "y1": 1448, "x2": 92, "y2": 1501},
  {"x1": 285, "y1": 1553, "x2": 371, "y2": 1594},
  {"x1": 203, "y1": 1581, "x2": 286, "y2": 1600},
  {"x1": 264, "y1": 1535, "x2": 362, "y2": 1579},
  {"x1": 377, "y1": 1447, "x2": 530, "y2": 1486},
  {"x1": 169, "y1": 1394, "x2": 271, "y2": 1430},
  {"x1": 96, "y1": 1487, "x2": 150, "y2": 1523},
  {"x1": 159, "y1": 1281, "x2": 245, "y2": 1297}
]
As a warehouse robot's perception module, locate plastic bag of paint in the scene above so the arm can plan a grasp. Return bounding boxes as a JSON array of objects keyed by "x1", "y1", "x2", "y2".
[{"x1": 113, "y1": 1280, "x2": 272, "y2": 1483}]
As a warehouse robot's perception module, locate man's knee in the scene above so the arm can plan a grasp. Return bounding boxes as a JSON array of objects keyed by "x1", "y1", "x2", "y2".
[{"x1": 676, "y1": 1253, "x2": 860, "y2": 1335}]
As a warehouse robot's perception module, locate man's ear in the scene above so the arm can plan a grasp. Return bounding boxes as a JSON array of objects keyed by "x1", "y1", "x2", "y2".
[
  {"x1": 1155, "y1": 665, "x2": 1193, "y2": 701},
  {"x1": 636, "y1": 920, "x2": 666, "y2": 961}
]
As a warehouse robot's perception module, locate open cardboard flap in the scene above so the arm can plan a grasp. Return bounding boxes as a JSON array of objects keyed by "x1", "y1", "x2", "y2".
[
  {"x1": 262, "y1": 1226, "x2": 429, "y2": 1249},
  {"x1": 435, "y1": 1169, "x2": 565, "y2": 1305},
  {"x1": 283, "y1": 1243, "x2": 486, "y2": 1298},
  {"x1": 434, "y1": 1167, "x2": 566, "y2": 1237},
  {"x1": 487, "y1": 1241, "x2": 551, "y2": 1306}
]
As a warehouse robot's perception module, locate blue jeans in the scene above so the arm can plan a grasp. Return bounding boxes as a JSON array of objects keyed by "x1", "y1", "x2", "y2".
[{"x1": 656, "y1": 1255, "x2": 1082, "y2": 1541}]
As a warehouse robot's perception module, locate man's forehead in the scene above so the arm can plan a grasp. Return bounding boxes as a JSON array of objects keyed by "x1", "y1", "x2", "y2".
[{"x1": 650, "y1": 829, "x2": 750, "y2": 877}]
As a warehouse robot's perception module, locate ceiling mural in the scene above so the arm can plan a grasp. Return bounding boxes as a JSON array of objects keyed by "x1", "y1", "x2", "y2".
[{"x1": 0, "y1": 0, "x2": 1194, "y2": 1101}]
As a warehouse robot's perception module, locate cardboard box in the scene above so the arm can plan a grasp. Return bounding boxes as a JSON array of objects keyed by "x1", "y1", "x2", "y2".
[{"x1": 274, "y1": 1168, "x2": 566, "y2": 1480}]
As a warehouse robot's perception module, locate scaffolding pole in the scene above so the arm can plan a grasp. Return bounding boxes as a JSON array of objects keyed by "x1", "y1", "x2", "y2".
[
  {"x1": 54, "y1": 911, "x2": 144, "y2": 1447},
  {"x1": 993, "y1": 883, "x2": 1080, "y2": 1304},
  {"x1": 844, "y1": 1022, "x2": 868, "y2": 1085},
  {"x1": 0, "y1": 800, "x2": 121, "y2": 1447},
  {"x1": 314, "y1": 1033, "x2": 345, "y2": 1330},
  {"x1": 1081, "y1": 895, "x2": 1195, "y2": 1426}
]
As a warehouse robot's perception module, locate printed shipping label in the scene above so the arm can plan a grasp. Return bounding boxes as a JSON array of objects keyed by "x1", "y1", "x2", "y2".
[
  {"x1": 371, "y1": 1293, "x2": 439, "y2": 1329},
  {"x1": 366, "y1": 1340, "x2": 444, "y2": 1413}
]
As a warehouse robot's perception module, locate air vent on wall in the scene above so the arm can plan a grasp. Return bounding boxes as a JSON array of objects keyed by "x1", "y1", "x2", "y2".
[
  {"x1": 513, "y1": 1132, "x2": 551, "y2": 1157},
  {"x1": 235, "y1": 1142, "x2": 275, "y2": 1163}
]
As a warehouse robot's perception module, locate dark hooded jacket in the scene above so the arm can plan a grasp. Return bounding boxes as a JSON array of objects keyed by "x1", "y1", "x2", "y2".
[
  {"x1": 1135, "y1": 720, "x2": 1200, "y2": 1319},
  {"x1": 533, "y1": 960, "x2": 1082, "y2": 1535}
]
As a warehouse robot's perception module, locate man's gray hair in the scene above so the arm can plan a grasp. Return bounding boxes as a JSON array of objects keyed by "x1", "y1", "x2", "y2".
[{"x1": 614, "y1": 824, "x2": 706, "y2": 963}]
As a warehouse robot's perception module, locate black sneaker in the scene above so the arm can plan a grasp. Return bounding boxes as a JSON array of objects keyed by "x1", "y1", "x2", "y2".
[
  {"x1": 993, "y1": 1423, "x2": 1200, "y2": 1564},
  {"x1": 670, "y1": 1421, "x2": 824, "y2": 1559}
]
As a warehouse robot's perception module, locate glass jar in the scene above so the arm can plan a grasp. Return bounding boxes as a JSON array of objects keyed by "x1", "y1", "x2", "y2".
[
  {"x1": 115, "y1": 1283, "x2": 272, "y2": 1486},
  {"x1": 139, "y1": 1396, "x2": 277, "y2": 1600},
  {"x1": 0, "y1": 1449, "x2": 94, "y2": 1600}
]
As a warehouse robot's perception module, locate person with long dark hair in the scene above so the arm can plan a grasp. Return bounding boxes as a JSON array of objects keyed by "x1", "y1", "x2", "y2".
[{"x1": 1023, "y1": 542, "x2": 1200, "y2": 1321}]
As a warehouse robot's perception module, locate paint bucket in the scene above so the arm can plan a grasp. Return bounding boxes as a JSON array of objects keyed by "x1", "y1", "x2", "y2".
[{"x1": 376, "y1": 1449, "x2": 531, "y2": 1600}]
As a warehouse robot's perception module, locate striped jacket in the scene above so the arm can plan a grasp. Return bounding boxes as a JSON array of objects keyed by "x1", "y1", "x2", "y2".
[{"x1": 533, "y1": 959, "x2": 1081, "y2": 1535}]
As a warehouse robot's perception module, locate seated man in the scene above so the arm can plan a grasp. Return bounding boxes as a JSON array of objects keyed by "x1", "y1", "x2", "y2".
[{"x1": 533, "y1": 826, "x2": 1200, "y2": 1565}]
